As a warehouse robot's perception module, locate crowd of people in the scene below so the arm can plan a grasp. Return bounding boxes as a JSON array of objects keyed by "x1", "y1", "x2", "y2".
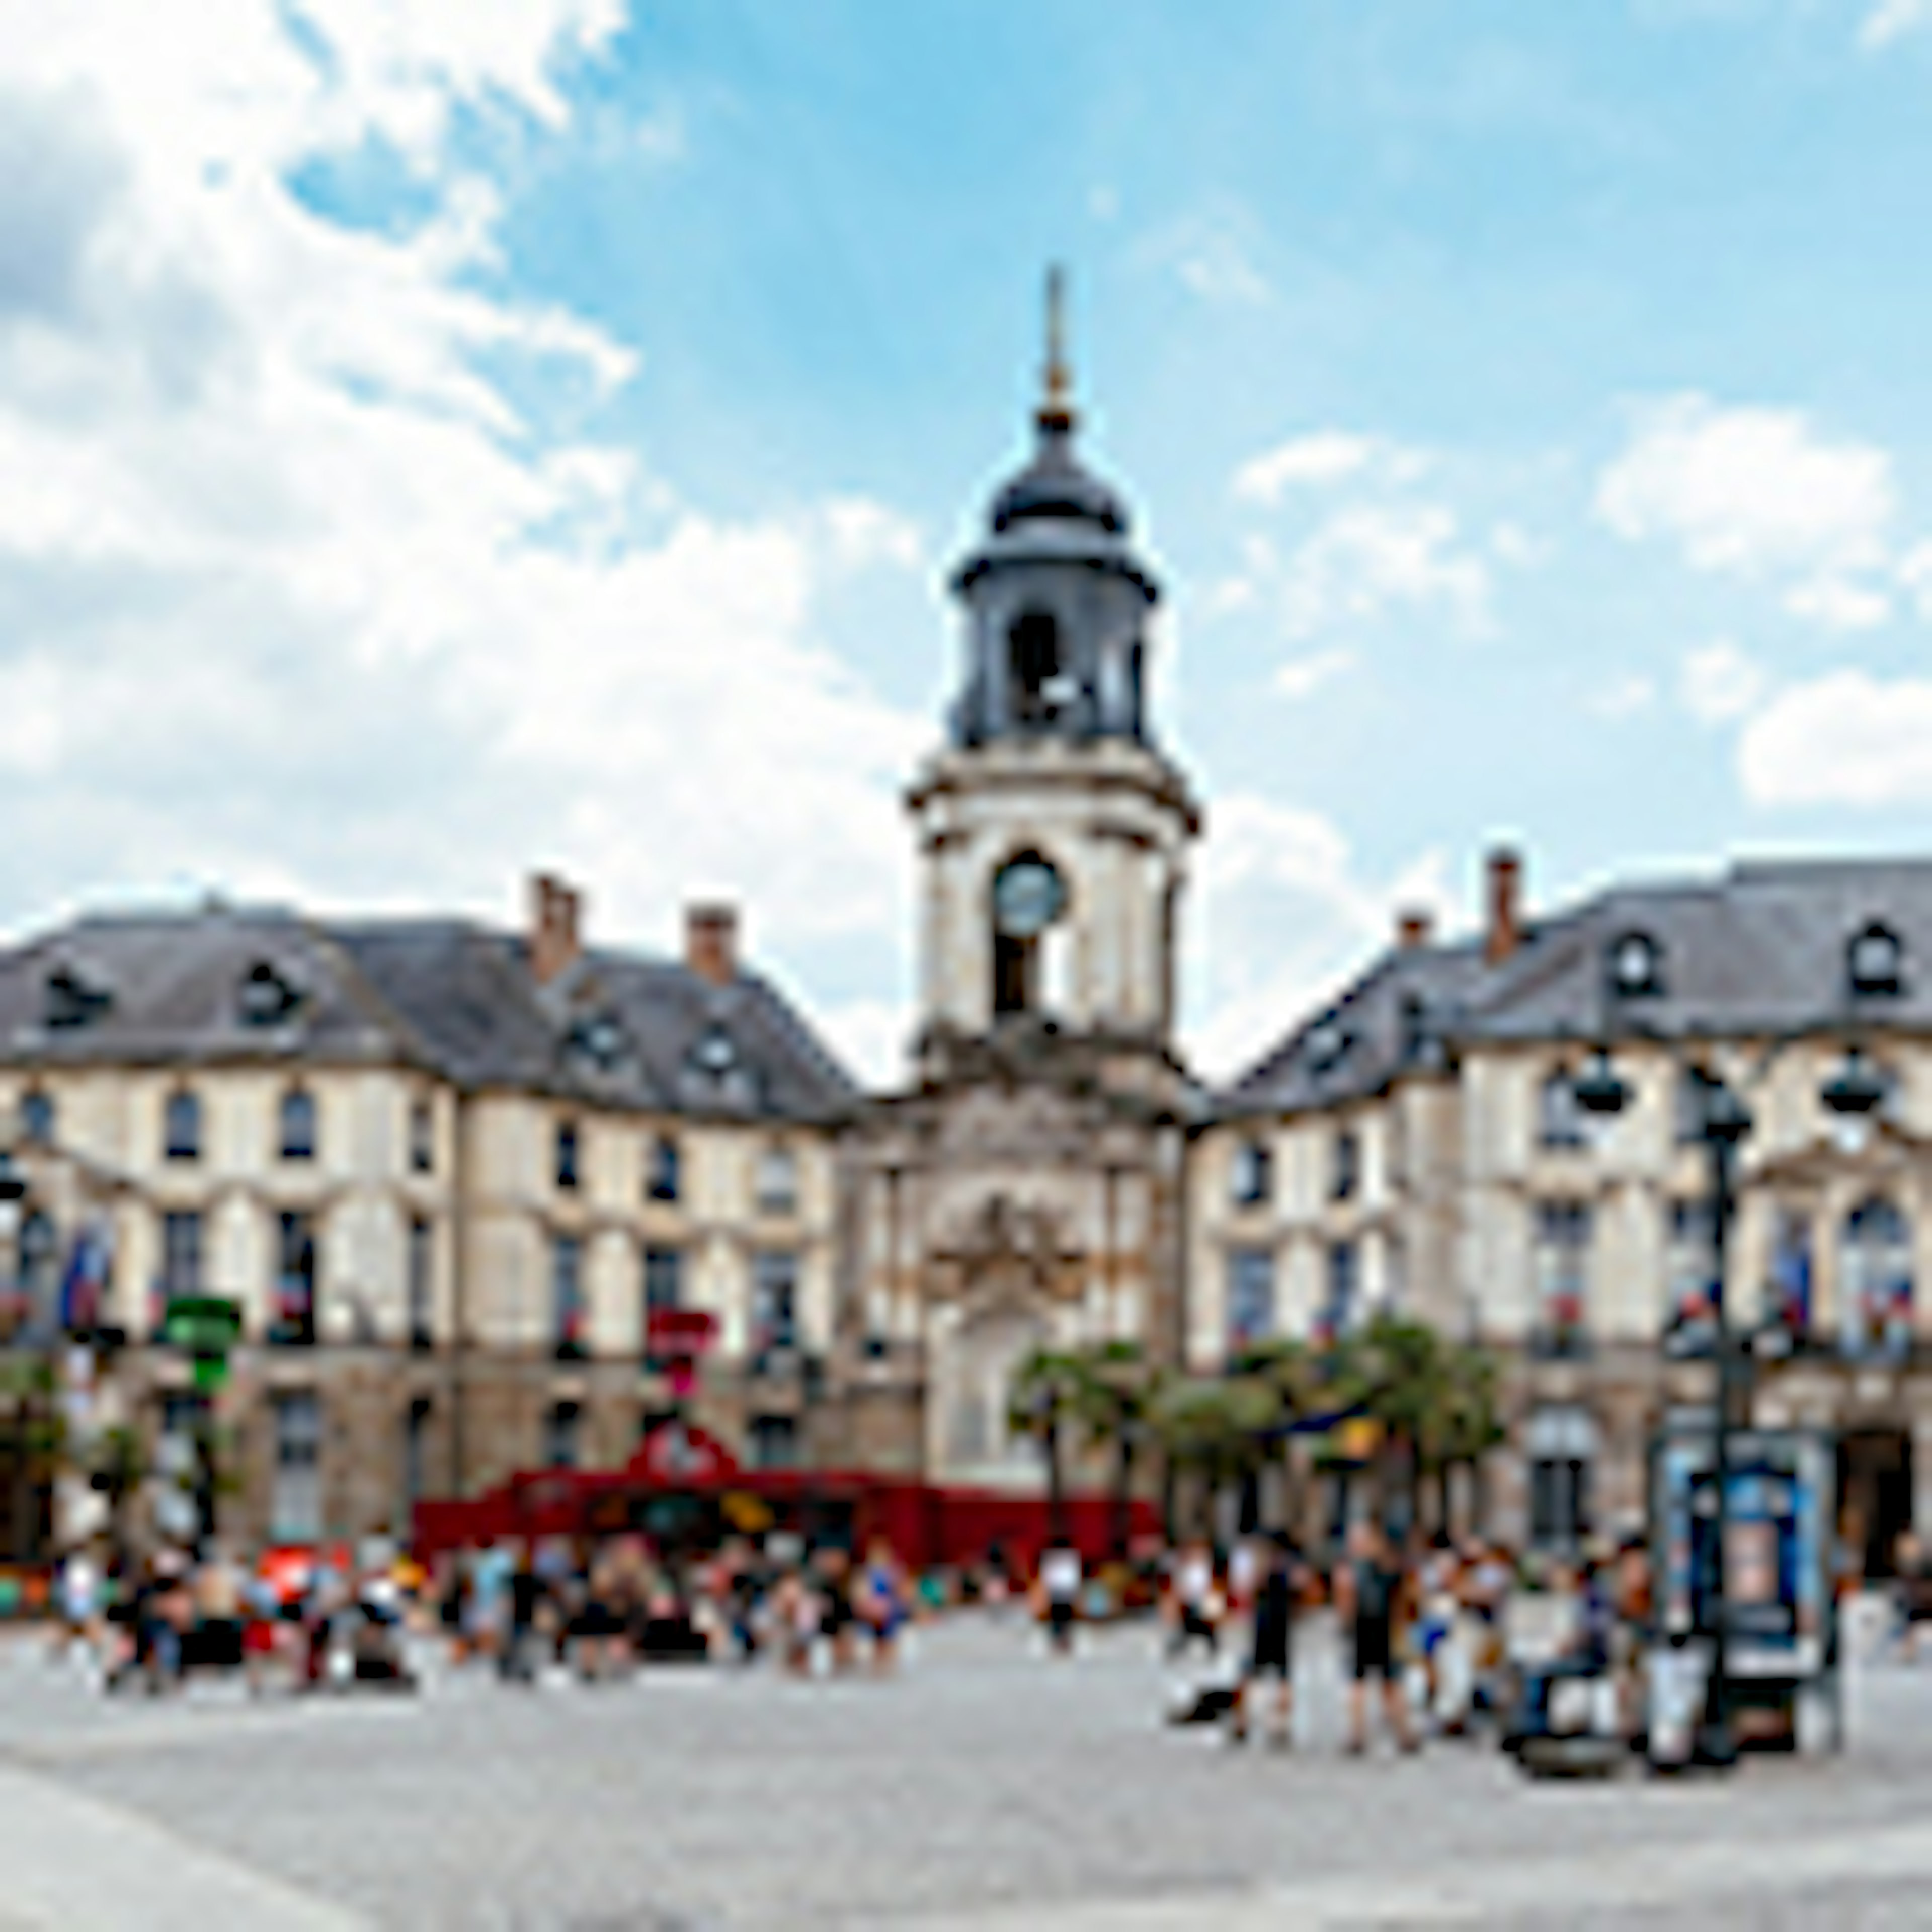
[{"x1": 39, "y1": 1515, "x2": 1672, "y2": 1752}]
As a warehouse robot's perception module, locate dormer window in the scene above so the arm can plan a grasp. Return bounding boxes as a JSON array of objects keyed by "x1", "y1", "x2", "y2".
[
  {"x1": 569, "y1": 1010, "x2": 626, "y2": 1071},
  {"x1": 44, "y1": 964, "x2": 110, "y2": 1031},
  {"x1": 1608, "y1": 930, "x2": 1664, "y2": 1000},
  {"x1": 694, "y1": 1024, "x2": 737, "y2": 1076},
  {"x1": 1306, "y1": 1019, "x2": 1351, "y2": 1077},
  {"x1": 164, "y1": 1089, "x2": 202, "y2": 1163},
  {"x1": 1849, "y1": 922, "x2": 1904, "y2": 999},
  {"x1": 238, "y1": 960, "x2": 301, "y2": 1027}
]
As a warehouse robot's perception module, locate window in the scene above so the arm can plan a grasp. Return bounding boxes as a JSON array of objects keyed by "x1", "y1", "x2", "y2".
[
  {"x1": 1533, "y1": 1202, "x2": 1592, "y2": 1353},
  {"x1": 643, "y1": 1246, "x2": 682, "y2": 1316},
  {"x1": 568, "y1": 1010, "x2": 625, "y2": 1072},
  {"x1": 1674, "y1": 1065, "x2": 1711, "y2": 1147},
  {"x1": 1332, "y1": 1128, "x2": 1360, "y2": 1202},
  {"x1": 1842, "y1": 1197, "x2": 1912, "y2": 1361},
  {"x1": 755, "y1": 1144, "x2": 797, "y2": 1216},
  {"x1": 164, "y1": 1089, "x2": 201, "y2": 1162},
  {"x1": 1230, "y1": 1138, "x2": 1271, "y2": 1208},
  {"x1": 271, "y1": 1392, "x2": 323, "y2": 1543},
  {"x1": 555, "y1": 1121, "x2": 580, "y2": 1192},
  {"x1": 693, "y1": 1024, "x2": 737, "y2": 1077},
  {"x1": 552, "y1": 1234, "x2": 586, "y2": 1358},
  {"x1": 1607, "y1": 929, "x2": 1664, "y2": 1000},
  {"x1": 238, "y1": 960, "x2": 301, "y2": 1027},
  {"x1": 1008, "y1": 607, "x2": 1061, "y2": 725},
  {"x1": 752, "y1": 1250, "x2": 798, "y2": 1359},
  {"x1": 272, "y1": 1212, "x2": 316, "y2": 1346},
  {"x1": 18, "y1": 1211, "x2": 56, "y2": 1326},
  {"x1": 1526, "y1": 1406, "x2": 1596, "y2": 1552},
  {"x1": 18, "y1": 1090, "x2": 53, "y2": 1147},
  {"x1": 408, "y1": 1218, "x2": 433, "y2": 1351},
  {"x1": 750, "y1": 1413, "x2": 798, "y2": 1471},
  {"x1": 278, "y1": 1087, "x2": 316, "y2": 1162},
  {"x1": 1538, "y1": 1070, "x2": 1587, "y2": 1151},
  {"x1": 1664, "y1": 1200, "x2": 1718, "y2": 1353},
  {"x1": 1768, "y1": 1208, "x2": 1814, "y2": 1337},
  {"x1": 1305, "y1": 1019, "x2": 1351, "y2": 1077},
  {"x1": 646, "y1": 1134, "x2": 680, "y2": 1203},
  {"x1": 1848, "y1": 922, "x2": 1905, "y2": 999},
  {"x1": 1226, "y1": 1248, "x2": 1275, "y2": 1351},
  {"x1": 409, "y1": 1098, "x2": 434, "y2": 1175},
  {"x1": 44, "y1": 964, "x2": 110, "y2": 1031},
  {"x1": 1317, "y1": 1239, "x2": 1357, "y2": 1344},
  {"x1": 544, "y1": 1401, "x2": 581, "y2": 1470},
  {"x1": 161, "y1": 1211, "x2": 203, "y2": 1301},
  {"x1": 402, "y1": 1398, "x2": 432, "y2": 1513}
]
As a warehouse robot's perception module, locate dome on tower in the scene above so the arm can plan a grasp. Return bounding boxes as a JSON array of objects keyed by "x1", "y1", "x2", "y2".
[{"x1": 988, "y1": 422, "x2": 1129, "y2": 537}]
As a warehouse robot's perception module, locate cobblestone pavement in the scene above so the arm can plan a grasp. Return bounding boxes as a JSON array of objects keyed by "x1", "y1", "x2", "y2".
[{"x1": 5, "y1": 1615, "x2": 1932, "y2": 1929}]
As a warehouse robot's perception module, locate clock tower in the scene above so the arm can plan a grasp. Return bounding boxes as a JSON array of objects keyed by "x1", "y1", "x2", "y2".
[
  {"x1": 832, "y1": 276, "x2": 1203, "y2": 1490},
  {"x1": 910, "y1": 268, "x2": 1201, "y2": 1087}
]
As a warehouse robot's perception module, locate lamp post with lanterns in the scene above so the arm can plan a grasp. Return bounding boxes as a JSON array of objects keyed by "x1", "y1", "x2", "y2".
[{"x1": 1570, "y1": 1030, "x2": 1889, "y2": 1768}]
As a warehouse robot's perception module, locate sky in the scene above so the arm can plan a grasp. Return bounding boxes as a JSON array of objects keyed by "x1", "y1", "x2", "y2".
[{"x1": 6, "y1": 1, "x2": 1932, "y2": 1085}]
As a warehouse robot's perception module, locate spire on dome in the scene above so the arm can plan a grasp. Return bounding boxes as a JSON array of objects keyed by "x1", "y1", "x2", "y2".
[{"x1": 1038, "y1": 263, "x2": 1075, "y2": 435}]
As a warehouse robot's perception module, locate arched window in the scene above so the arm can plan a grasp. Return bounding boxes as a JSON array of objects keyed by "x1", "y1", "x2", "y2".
[
  {"x1": 1848, "y1": 921, "x2": 1905, "y2": 999},
  {"x1": 278, "y1": 1087, "x2": 316, "y2": 1162},
  {"x1": 1842, "y1": 1197, "x2": 1912, "y2": 1360},
  {"x1": 1008, "y1": 608, "x2": 1061, "y2": 724},
  {"x1": 1538, "y1": 1069, "x2": 1587, "y2": 1150},
  {"x1": 164, "y1": 1089, "x2": 201, "y2": 1162},
  {"x1": 990, "y1": 853, "x2": 1066, "y2": 1018}
]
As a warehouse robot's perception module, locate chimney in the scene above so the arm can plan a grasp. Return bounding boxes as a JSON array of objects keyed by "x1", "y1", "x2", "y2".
[
  {"x1": 686, "y1": 903, "x2": 739, "y2": 987},
  {"x1": 529, "y1": 872, "x2": 582, "y2": 987},
  {"x1": 1395, "y1": 908, "x2": 1434, "y2": 952},
  {"x1": 1484, "y1": 847, "x2": 1523, "y2": 967}
]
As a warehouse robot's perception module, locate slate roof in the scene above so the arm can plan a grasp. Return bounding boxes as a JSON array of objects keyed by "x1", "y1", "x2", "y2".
[
  {"x1": 1224, "y1": 856, "x2": 1932, "y2": 1118},
  {"x1": 0, "y1": 903, "x2": 859, "y2": 1125}
]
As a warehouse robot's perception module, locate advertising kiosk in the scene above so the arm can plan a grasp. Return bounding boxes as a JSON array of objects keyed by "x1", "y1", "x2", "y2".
[{"x1": 1648, "y1": 1423, "x2": 1840, "y2": 1758}]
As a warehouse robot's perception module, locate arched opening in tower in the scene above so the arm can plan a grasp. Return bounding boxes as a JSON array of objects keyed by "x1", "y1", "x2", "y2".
[
  {"x1": 993, "y1": 930, "x2": 1037, "y2": 1015},
  {"x1": 1008, "y1": 608, "x2": 1060, "y2": 725}
]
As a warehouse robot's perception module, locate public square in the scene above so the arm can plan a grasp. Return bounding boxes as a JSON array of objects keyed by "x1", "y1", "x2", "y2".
[{"x1": 3, "y1": 1610, "x2": 1931, "y2": 1931}]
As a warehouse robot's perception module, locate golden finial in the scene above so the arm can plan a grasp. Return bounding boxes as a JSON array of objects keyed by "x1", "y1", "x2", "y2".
[{"x1": 1039, "y1": 263, "x2": 1075, "y2": 432}]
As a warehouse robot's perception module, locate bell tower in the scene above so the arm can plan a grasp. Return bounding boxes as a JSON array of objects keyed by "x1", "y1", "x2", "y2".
[{"x1": 909, "y1": 270, "x2": 1202, "y2": 1084}]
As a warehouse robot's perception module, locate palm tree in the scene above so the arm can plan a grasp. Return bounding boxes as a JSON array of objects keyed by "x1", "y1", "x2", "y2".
[
  {"x1": 1068, "y1": 1339, "x2": 1161, "y2": 1559},
  {"x1": 1151, "y1": 1371, "x2": 1279, "y2": 1541},
  {"x1": 1007, "y1": 1348, "x2": 1088, "y2": 1538},
  {"x1": 1229, "y1": 1335, "x2": 1319, "y2": 1536}
]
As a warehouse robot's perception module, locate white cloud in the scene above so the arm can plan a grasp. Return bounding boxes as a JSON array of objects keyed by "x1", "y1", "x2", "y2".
[
  {"x1": 1861, "y1": 0, "x2": 1932, "y2": 47},
  {"x1": 1232, "y1": 432, "x2": 1426, "y2": 506},
  {"x1": 1186, "y1": 792, "x2": 1454, "y2": 1081},
  {"x1": 0, "y1": 1, "x2": 930, "y2": 1020},
  {"x1": 1272, "y1": 647, "x2": 1356, "y2": 703},
  {"x1": 1271, "y1": 502, "x2": 1493, "y2": 641},
  {"x1": 1587, "y1": 672, "x2": 1657, "y2": 721},
  {"x1": 1738, "y1": 671, "x2": 1932, "y2": 806},
  {"x1": 1679, "y1": 639, "x2": 1769, "y2": 725},
  {"x1": 1595, "y1": 394, "x2": 1895, "y2": 626}
]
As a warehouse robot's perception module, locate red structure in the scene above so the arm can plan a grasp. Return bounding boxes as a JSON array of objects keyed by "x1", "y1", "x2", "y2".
[{"x1": 413, "y1": 1421, "x2": 1157, "y2": 1574}]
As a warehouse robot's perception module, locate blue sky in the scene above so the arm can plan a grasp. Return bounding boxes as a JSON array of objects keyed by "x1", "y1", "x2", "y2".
[{"x1": 6, "y1": 0, "x2": 1932, "y2": 1079}]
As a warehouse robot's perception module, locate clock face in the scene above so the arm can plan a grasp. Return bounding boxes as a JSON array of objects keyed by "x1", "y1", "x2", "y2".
[{"x1": 993, "y1": 858, "x2": 1066, "y2": 938}]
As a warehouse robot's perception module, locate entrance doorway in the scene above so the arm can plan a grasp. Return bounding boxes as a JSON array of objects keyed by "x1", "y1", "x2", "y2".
[{"x1": 1838, "y1": 1427, "x2": 1912, "y2": 1579}]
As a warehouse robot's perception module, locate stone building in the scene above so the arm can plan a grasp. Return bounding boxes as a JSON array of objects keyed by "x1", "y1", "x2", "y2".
[
  {"x1": 1195, "y1": 850, "x2": 1932, "y2": 1572},
  {"x1": 6, "y1": 293, "x2": 1932, "y2": 1570}
]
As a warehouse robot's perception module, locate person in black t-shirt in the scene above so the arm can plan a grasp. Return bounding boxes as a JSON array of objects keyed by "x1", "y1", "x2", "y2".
[
  {"x1": 1230, "y1": 1536, "x2": 1300, "y2": 1747},
  {"x1": 1333, "y1": 1519, "x2": 1416, "y2": 1755}
]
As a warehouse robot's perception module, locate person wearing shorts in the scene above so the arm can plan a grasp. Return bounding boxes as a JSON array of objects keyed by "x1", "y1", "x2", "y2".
[
  {"x1": 1231, "y1": 1536, "x2": 1298, "y2": 1747},
  {"x1": 1335, "y1": 1520, "x2": 1415, "y2": 1755}
]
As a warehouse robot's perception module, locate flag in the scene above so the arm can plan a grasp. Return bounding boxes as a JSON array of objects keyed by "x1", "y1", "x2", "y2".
[{"x1": 59, "y1": 1220, "x2": 113, "y2": 1332}]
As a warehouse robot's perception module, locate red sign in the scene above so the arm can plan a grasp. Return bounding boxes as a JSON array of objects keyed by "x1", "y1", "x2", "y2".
[{"x1": 647, "y1": 1308, "x2": 717, "y2": 1353}]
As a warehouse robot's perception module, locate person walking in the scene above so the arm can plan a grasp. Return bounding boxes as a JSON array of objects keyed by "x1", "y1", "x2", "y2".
[
  {"x1": 1037, "y1": 1537, "x2": 1083, "y2": 1657},
  {"x1": 1334, "y1": 1519, "x2": 1416, "y2": 1755},
  {"x1": 1230, "y1": 1535, "x2": 1299, "y2": 1747}
]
